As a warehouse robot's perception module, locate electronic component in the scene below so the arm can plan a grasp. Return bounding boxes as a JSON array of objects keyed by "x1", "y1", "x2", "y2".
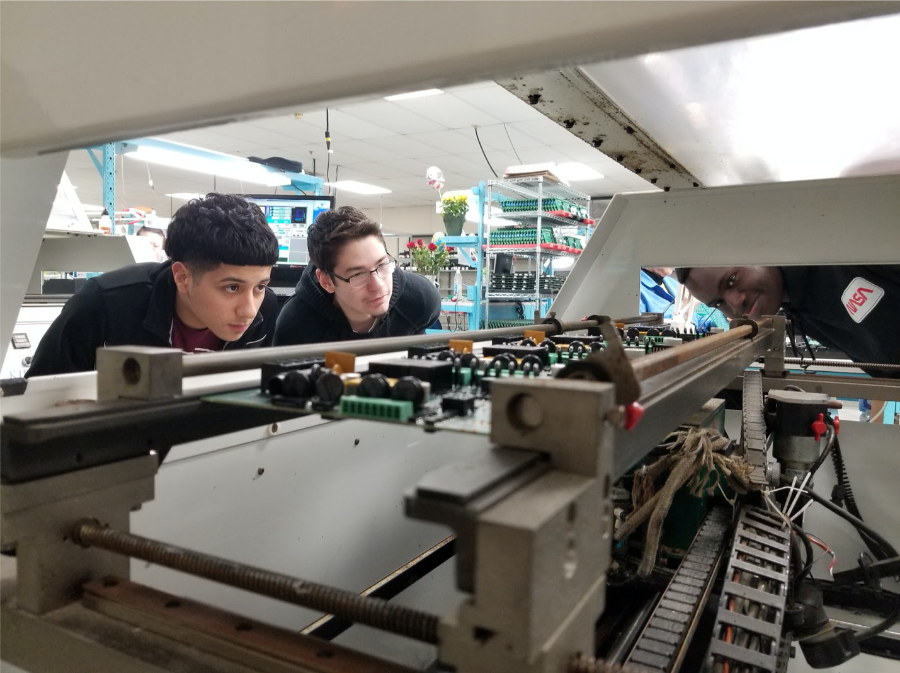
[
  {"x1": 407, "y1": 343, "x2": 450, "y2": 358},
  {"x1": 260, "y1": 358, "x2": 326, "y2": 394},
  {"x1": 367, "y1": 359, "x2": 454, "y2": 393},
  {"x1": 482, "y1": 345, "x2": 550, "y2": 367},
  {"x1": 392, "y1": 377, "x2": 428, "y2": 410},
  {"x1": 440, "y1": 392, "x2": 477, "y2": 416},
  {"x1": 358, "y1": 373, "x2": 392, "y2": 399},
  {"x1": 339, "y1": 396, "x2": 414, "y2": 422}
]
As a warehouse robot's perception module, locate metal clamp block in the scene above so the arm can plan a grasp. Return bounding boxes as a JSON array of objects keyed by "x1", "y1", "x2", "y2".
[
  {"x1": 490, "y1": 377, "x2": 615, "y2": 477},
  {"x1": 97, "y1": 346, "x2": 183, "y2": 401}
]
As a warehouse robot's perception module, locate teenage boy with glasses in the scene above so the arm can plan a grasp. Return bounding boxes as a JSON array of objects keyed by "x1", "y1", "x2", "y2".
[{"x1": 273, "y1": 206, "x2": 441, "y2": 345}]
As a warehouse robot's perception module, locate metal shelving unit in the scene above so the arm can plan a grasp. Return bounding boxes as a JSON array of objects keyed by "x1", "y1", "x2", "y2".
[{"x1": 483, "y1": 177, "x2": 590, "y2": 325}]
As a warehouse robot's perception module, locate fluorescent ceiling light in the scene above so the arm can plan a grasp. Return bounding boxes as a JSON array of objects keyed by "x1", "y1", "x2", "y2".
[
  {"x1": 124, "y1": 144, "x2": 291, "y2": 187},
  {"x1": 384, "y1": 88, "x2": 443, "y2": 101},
  {"x1": 554, "y1": 163, "x2": 604, "y2": 181},
  {"x1": 326, "y1": 180, "x2": 391, "y2": 195},
  {"x1": 166, "y1": 192, "x2": 204, "y2": 200}
]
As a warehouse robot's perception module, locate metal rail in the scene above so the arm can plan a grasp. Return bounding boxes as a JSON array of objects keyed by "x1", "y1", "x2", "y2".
[
  {"x1": 631, "y1": 320, "x2": 771, "y2": 383},
  {"x1": 179, "y1": 315, "x2": 654, "y2": 377},
  {"x1": 772, "y1": 357, "x2": 900, "y2": 373},
  {"x1": 71, "y1": 520, "x2": 441, "y2": 644}
]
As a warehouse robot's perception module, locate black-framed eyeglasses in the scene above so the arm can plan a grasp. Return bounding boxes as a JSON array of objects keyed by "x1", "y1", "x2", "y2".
[{"x1": 331, "y1": 257, "x2": 396, "y2": 289}]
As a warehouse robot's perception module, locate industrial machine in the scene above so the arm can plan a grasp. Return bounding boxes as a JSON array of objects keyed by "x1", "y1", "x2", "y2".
[
  {"x1": 3, "y1": 4, "x2": 900, "y2": 673},
  {"x1": 2, "y1": 304, "x2": 898, "y2": 673}
]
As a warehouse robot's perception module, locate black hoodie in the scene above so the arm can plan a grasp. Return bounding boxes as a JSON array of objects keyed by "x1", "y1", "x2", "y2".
[
  {"x1": 273, "y1": 264, "x2": 441, "y2": 345},
  {"x1": 25, "y1": 261, "x2": 278, "y2": 378},
  {"x1": 781, "y1": 265, "x2": 900, "y2": 378}
]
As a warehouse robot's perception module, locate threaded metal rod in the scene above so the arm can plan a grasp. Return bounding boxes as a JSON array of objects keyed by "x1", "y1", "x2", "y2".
[
  {"x1": 774, "y1": 357, "x2": 900, "y2": 372},
  {"x1": 569, "y1": 655, "x2": 642, "y2": 673},
  {"x1": 72, "y1": 520, "x2": 439, "y2": 644}
]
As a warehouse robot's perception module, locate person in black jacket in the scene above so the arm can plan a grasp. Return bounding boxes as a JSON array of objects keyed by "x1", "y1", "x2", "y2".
[
  {"x1": 274, "y1": 206, "x2": 441, "y2": 345},
  {"x1": 676, "y1": 265, "x2": 900, "y2": 376},
  {"x1": 26, "y1": 193, "x2": 280, "y2": 378}
]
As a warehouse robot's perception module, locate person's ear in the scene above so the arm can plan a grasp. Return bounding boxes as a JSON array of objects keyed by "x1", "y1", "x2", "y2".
[
  {"x1": 316, "y1": 268, "x2": 336, "y2": 294},
  {"x1": 172, "y1": 261, "x2": 192, "y2": 294}
]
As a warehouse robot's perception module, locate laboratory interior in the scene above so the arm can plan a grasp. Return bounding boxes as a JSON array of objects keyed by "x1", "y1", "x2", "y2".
[{"x1": 2, "y1": 3, "x2": 900, "y2": 673}]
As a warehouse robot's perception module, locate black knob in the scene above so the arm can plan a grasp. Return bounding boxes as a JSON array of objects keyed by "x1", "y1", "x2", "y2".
[
  {"x1": 359, "y1": 373, "x2": 392, "y2": 398},
  {"x1": 392, "y1": 376, "x2": 426, "y2": 409},
  {"x1": 269, "y1": 369, "x2": 313, "y2": 398},
  {"x1": 539, "y1": 339, "x2": 557, "y2": 353},
  {"x1": 315, "y1": 372, "x2": 344, "y2": 408}
]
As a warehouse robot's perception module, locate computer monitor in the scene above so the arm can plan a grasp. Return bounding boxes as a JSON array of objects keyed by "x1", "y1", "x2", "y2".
[{"x1": 243, "y1": 194, "x2": 334, "y2": 265}]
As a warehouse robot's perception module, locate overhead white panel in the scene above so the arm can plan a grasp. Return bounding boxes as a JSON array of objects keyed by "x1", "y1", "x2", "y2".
[
  {"x1": 579, "y1": 13, "x2": 900, "y2": 186},
  {"x1": 5, "y1": 2, "x2": 895, "y2": 155}
]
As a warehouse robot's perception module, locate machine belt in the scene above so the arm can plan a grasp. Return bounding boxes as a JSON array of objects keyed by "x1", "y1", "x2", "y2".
[
  {"x1": 742, "y1": 370, "x2": 768, "y2": 488},
  {"x1": 625, "y1": 506, "x2": 732, "y2": 673},
  {"x1": 706, "y1": 505, "x2": 791, "y2": 673}
]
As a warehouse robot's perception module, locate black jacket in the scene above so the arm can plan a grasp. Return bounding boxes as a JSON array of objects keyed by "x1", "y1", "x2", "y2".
[
  {"x1": 782, "y1": 265, "x2": 900, "y2": 378},
  {"x1": 273, "y1": 264, "x2": 441, "y2": 345},
  {"x1": 26, "y1": 261, "x2": 279, "y2": 377}
]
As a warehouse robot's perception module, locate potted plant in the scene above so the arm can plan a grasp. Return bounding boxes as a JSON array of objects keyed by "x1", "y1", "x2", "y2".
[
  {"x1": 440, "y1": 194, "x2": 468, "y2": 236},
  {"x1": 406, "y1": 238, "x2": 450, "y2": 286}
]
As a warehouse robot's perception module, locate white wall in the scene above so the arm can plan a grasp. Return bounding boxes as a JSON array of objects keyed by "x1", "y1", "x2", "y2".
[{"x1": 362, "y1": 206, "x2": 479, "y2": 237}]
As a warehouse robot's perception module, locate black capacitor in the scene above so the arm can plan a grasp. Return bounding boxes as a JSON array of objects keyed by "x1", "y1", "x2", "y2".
[
  {"x1": 627, "y1": 327, "x2": 641, "y2": 339},
  {"x1": 539, "y1": 339, "x2": 557, "y2": 353},
  {"x1": 460, "y1": 352, "x2": 480, "y2": 369},
  {"x1": 661, "y1": 328, "x2": 677, "y2": 338},
  {"x1": 646, "y1": 328, "x2": 660, "y2": 337},
  {"x1": 358, "y1": 373, "x2": 392, "y2": 398},
  {"x1": 519, "y1": 354, "x2": 543, "y2": 373},
  {"x1": 315, "y1": 372, "x2": 344, "y2": 408},
  {"x1": 436, "y1": 350, "x2": 455, "y2": 361},
  {"x1": 589, "y1": 341, "x2": 605, "y2": 353},
  {"x1": 392, "y1": 376, "x2": 426, "y2": 409},
  {"x1": 270, "y1": 369, "x2": 314, "y2": 398},
  {"x1": 520, "y1": 338, "x2": 537, "y2": 347},
  {"x1": 567, "y1": 340, "x2": 585, "y2": 355},
  {"x1": 490, "y1": 353, "x2": 516, "y2": 373}
]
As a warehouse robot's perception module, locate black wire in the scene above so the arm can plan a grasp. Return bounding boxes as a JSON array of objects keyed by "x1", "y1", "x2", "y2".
[
  {"x1": 474, "y1": 127, "x2": 498, "y2": 178},
  {"x1": 803, "y1": 487, "x2": 898, "y2": 561},
  {"x1": 792, "y1": 521, "x2": 817, "y2": 588},
  {"x1": 807, "y1": 424, "x2": 835, "y2": 478},
  {"x1": 325, "y1": 108, "x2": 332, "y2": 192},
  {"x1": 503, "y1": 123, "x2": 523, "y2": 163},
  {"x1": 858, "y1": 598, "x2": 900, "y2": 642}
]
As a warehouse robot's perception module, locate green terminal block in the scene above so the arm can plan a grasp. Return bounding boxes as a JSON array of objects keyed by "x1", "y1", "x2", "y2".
[
  {"x1": 339, "y1": 396, "x2": 414, "y2": 422},
  {"x1": 548, "y1": 353, "x2": 558, "y2": 365},
  {"x1": 458, "y1": 368, "x2": 473, "y2": 387}
]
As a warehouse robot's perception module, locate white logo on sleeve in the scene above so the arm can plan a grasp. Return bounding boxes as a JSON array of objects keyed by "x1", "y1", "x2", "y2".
[{"x1": 841, "y1": 277, "x2": 884, "y2": 323}]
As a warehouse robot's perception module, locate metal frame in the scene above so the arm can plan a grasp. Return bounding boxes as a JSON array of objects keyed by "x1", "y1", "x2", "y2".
[
  {"x1": 5, "y1": 3, "x2": 895, "y2": 156},
  {"x1": 551, "y1": 174, "x2": 900, "y2": 320}
]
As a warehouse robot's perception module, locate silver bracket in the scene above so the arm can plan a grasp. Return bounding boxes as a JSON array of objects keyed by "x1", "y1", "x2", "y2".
[{"x1": 96, "y1": 346, "x2": 183, "y2": 401}]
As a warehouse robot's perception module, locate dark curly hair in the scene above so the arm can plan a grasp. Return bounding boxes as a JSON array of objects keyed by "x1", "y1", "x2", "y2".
[
  {"x1": 675, "y1": 267, "x2": 693, "y2": 284},
  {"x1": 165, "y1": 193, "x2": 278, "y2": 274},
  {"x1": 307, "y1": 206, "x2": 383, "y2": 273}
]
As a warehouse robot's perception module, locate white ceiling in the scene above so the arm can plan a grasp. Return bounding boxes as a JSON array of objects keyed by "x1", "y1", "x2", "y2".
[
  {"x1": 579, "y1": 13, "x2": 900, "y2": 187},
  {"x1": 63, "y1": 82, "x2": 656, "y2": 215}
]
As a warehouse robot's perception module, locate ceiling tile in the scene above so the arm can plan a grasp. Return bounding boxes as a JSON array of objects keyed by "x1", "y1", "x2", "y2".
[
  {"x1": 206, "y1": 122, "x2": 297, "y2": 148},
  {"x1": 451, "y1": 84, "x2": 547, "y2": 123},
  {"x1": 417, "y1": 154, "x2": 485, "y2": 174},
  {"x1": 405, "y1": 129, "x2": 482, "y2": 155},
  {"x1": 393, "y1": 94, "x2": 501, "y2": 129},
  {"x1": 321, "y1": 109, "x2": 396, "y2": 140},
  {"x1": 365, "y1": 135, "x2": 449, "y2": 159},
  {"x1": 245, "y1": 116, "x2": 327, "y2": 144},
  {"x1": 509, "y1": 120, "x2": 587, "y2": 147},
  {"x1": 326, "y1": 139, "x2": 406, "y2": 163},
  {"x1": 338, "y1": 101, "x2": 446, "y2": 134}
]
